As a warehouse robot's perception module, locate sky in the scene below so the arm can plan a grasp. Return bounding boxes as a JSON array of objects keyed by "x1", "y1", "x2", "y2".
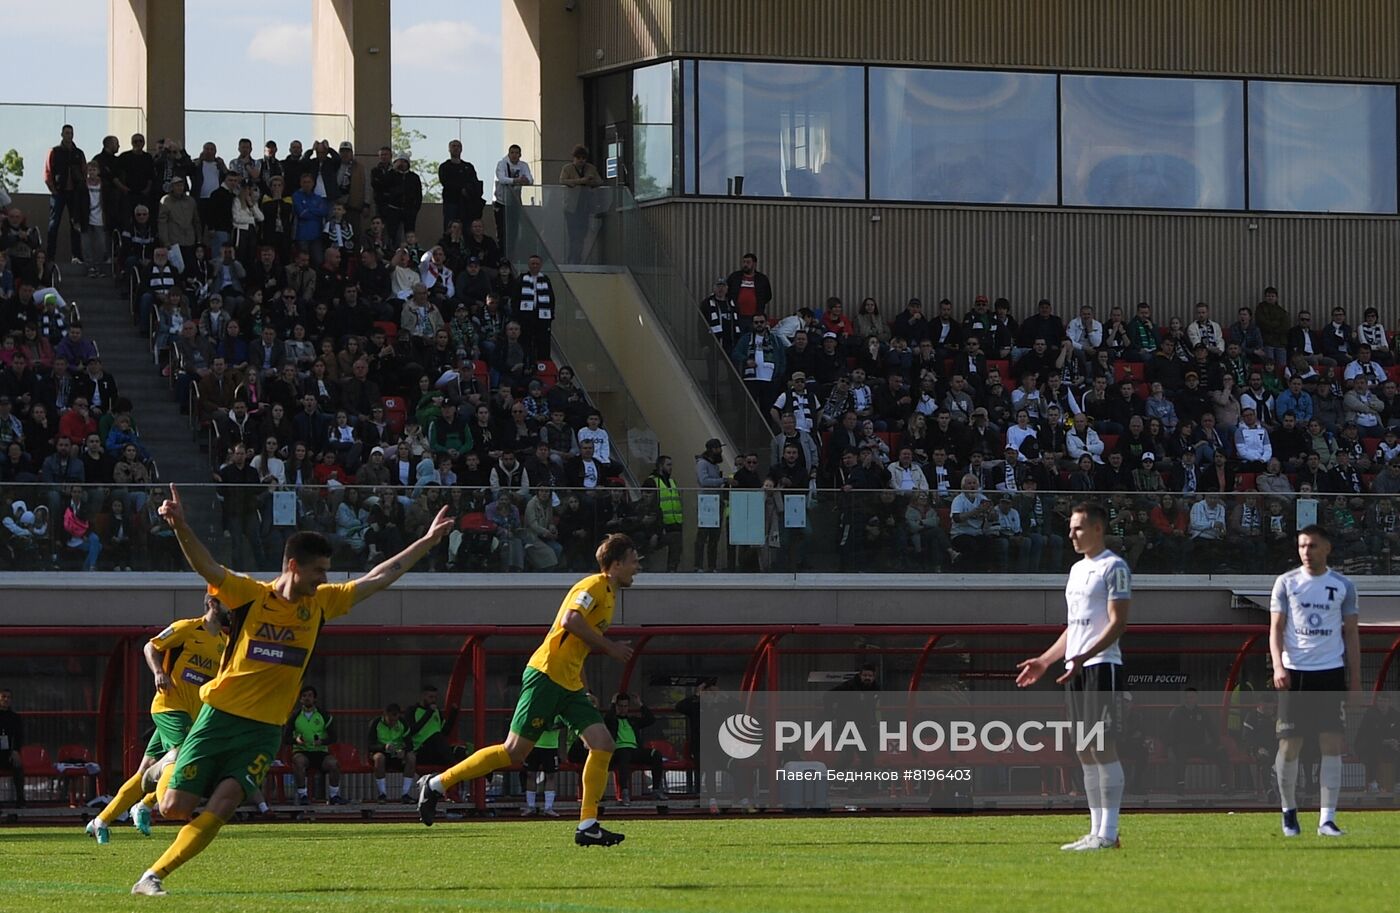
[{"x1": 3, "y1": 0, "x2": 503, "y2": 117}]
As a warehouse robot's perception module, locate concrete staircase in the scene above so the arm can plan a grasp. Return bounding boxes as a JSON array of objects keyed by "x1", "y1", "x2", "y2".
[{"x1": 61, "y1": 273, "x2": 210, "y2": 483}]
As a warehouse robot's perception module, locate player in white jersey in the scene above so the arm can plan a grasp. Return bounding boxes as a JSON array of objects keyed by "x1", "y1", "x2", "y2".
[
  {"x1": 1269, "y1": 524, "x2": 1360, "y2": 838},
  {"x1": 1016, "y1": 502, "x2": 1130, "y2": 851}
]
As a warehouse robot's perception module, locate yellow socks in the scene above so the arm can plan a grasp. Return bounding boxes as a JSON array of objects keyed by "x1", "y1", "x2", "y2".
[
  {"x1": 580, "y1": 749, "x2": 613, "y2": 822},
  {"x1": 96, "y1": 769, "x2": 149, "y2": 825},
  {"x1": 439, "y1": 744, "x2": 513, "y2": 790},
  {"x1": 154, "y1": 763, "x2": 176, "y2": 807},
  {"x1": 150, "y1": 811, "x2": 225, "y2": 878}
]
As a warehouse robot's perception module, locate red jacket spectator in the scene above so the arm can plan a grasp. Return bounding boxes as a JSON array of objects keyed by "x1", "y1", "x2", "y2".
[
  {"x1": 822, "y1": 298, "x2": 855, "y2": 339},
  {"x1": 59, "y1": 405, "x2": 98, "y2": 445}
]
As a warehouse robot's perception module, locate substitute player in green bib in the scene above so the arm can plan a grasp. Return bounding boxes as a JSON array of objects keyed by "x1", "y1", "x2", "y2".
[
  {"x1": 417, "y1": 533, "x2": 640, "y2": 847},
  {"x1": 129, "y1": 483, "x2": 451, "y2": 897},
  {"x1": 87, "y1": 594, "x2": 229, "y2": 844}
]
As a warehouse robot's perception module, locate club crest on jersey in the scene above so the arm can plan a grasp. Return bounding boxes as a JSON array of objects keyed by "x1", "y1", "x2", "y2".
[
  {"x1": 254, "y1": 623, "x2": 298, "y2": 642},
  {"x1": 181, "y1": 764, "x2": 198, "y2": 780},
  {"x1": 296, "y1": 605, "x2": 311, "y2": 622}
]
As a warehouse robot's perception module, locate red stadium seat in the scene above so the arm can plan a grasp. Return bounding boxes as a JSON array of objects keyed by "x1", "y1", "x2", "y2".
[
  {"x1": 535, "y1": 360, "x2": 559, "y2": 387},
  {"x1": 373, "y1": 320, "x2": 399, "y2": 344},
  {"x1": 1099, "y1": 434, "x2": 1119, "y2": 453},
  {"x1": 20, "y1": 744, "x2": 54, "y2": 775},
  {"x1": 1115, "y1": 363, "x2": 1145, "y2": 383},
  {"x1": 380, "y1": 396, "x2": 408, "y2": 436},
  {"x1": 329, "y1": 743, "x2": 370, "y2": 774},
  {"x1": 1388, "y1": 365, "x2": 1400, "y2": 385},
  {"x1": 1237, "y1": 473, "x2": 1258, "y2": 491},
  {"x1": 987, "y1": 359, "x2": 1010, "y2": 380},
  {"x1": 57, "y1": 744, "x2": 98, "y2": 806}
]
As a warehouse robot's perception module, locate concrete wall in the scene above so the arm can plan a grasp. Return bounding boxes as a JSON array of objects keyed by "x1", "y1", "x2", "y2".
[
  {"x1": 562, "y1": 268, "x2": 730, "y2": 489},
  {"x1": 1, "y1": 571, "x2": 1364, "y2": 627}
]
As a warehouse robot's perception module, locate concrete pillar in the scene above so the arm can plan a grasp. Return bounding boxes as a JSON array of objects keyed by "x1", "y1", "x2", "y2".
[
  {"x1": 312, "y1": 0, "x2": 392, "y2": 158},
  {"x1": 108, "y1": 0, "x2": 186, "y2": 144},
  {"x1": 504, "y1": 0, "x2": 584, "y2": 180}
]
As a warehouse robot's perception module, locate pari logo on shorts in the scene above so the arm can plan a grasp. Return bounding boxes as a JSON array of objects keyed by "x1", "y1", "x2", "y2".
[{"x1": 717, "y1": 714, "x2": 764, "y2": 760}]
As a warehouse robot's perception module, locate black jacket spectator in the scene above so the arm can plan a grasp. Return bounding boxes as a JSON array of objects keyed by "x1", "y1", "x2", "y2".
[
  {"x1": 725, "y1": 267, "x2": 773, "y2": 317},
  {"x1": 1288, "y1": 325, "x2": 1323, "y2": 358}
]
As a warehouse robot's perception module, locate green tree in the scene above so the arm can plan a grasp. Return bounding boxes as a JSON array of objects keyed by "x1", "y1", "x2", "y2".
[
  {"x1": 0, "y1": 149, "x2": 24, "y2": 194},
  {"x1": 390, "y1": 113, "x2": 441, "y2": 203}
]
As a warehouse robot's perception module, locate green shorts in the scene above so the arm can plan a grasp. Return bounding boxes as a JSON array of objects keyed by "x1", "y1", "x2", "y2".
[
  {"x1": 166, "y1": 704, "x2": 282, "y2": 801},
  {"x1": 143, "y1": 710, "x2": 194, "y2": 758},
  {"x1": 509, "y1": 667, "x2": 602, "y2": 742}
]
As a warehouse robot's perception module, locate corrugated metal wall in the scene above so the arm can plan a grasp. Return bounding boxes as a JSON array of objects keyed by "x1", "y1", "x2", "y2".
[
  {"x1": 642, "y1": 199, "x2": 1400, "y2": 325},
  {"x1": 577, "y1": 0, "x2": 672, "y2": 74},
  {"x1": 579, "y1": 0, "x2": 1400, "y2": 81}
]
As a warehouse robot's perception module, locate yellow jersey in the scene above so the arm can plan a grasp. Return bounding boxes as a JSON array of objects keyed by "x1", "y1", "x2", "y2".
[
  {"x1": 527, "y1": 573, "x2": 615, "y2": 691},
  {"x1": 202, "y1": 570, "x2": 356, "y2": 726},
  {"x1": 148, "y1": 618, "x2": 227, "y2": 717}
]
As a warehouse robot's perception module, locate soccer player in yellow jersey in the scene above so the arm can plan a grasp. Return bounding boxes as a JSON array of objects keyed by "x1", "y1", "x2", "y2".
[
  {"x1": 87, "y1": 594, "x2": 229, "y2": 844},
  {"x1": 417, "y1": 533, "x2": 639, "y2": 847},
  {"x1": 130, "y1": 484, "x2": 451, "y2": 897}
]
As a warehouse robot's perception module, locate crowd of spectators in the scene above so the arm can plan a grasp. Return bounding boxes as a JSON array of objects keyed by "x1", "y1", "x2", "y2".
[
  {"x1": 699, "y1": 254, "x2": 1400, "y2": 574},
  {"x1": 1, "y1": 129, "x2": 165, "y2": 569},
  {"x1": 0, "y1": 126, "x2": 638, "y2": 572}
]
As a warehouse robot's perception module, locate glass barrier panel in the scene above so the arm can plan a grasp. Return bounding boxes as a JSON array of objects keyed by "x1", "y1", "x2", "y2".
[
  {"x1": 3, "y1": 483, "x2": 1393, "y2": 576},
  {"x1": 0, "y1": 104, "x2": 145, "y2": 195},
  {"x1": 395, "y1": 115, "x2": 542, "y2": 208},
  {"x1": 184, "y1": 110, "x2": 354, "y2": 163},
  {"x1": 509, "y1": 185, "x2": 773, "y2": 457}
]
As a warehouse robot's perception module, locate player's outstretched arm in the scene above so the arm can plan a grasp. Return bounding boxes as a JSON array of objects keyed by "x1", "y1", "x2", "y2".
[
  {"x1": 561, "y1": 610, "x2": 633, "y2": 663},
  {"x1": 350, "y1": 506, "x2": 453, "y2": 605},
  {"x1": 158, "y1": 483, "x2": 227, "y2": 588},
  {"x1": 1056, "y1": 598, "x2": 1130, "y2": 684},
  {"x1": 1016, "y1": 629, "x2": 1068, "y2": 687}
]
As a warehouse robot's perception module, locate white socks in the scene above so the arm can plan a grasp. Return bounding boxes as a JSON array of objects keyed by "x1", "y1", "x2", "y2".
[
  {"x1": 1082, "y1": 764, "x2": 1102, "y2": 835},
  {"x1": 1320, "y1": 754, "x2": 1342, "y2": 824},
  {"x1": 578, "y1": 817, "x2": 597, "y2": 831},
  {"x1": 525, "y1": 791, "x2": 537, "y2": 809},
  {"x1": 401, "y1": 779, "x2": 413, "y2": 796},
  {"x1": 1099, "y1": 761, "x2": 1124, "y2": 841},
  {"x1": 296, "y1": 787, "x2": 308, "y2": 798},
  {"x1": 544, "y1": 790, "x2": 555, "y2": 811},
  {"x1": 1275, "y1": 749, "x2": 1300, "y2": 811},
  {"x1": 327, "y1": 785, "x2": 341, "y2": 798},
  {"x1": 428, "y1": 774, "x2": 445, "y2": 794},
  {"x1": 375, "y1": 777, "x2": 387, "y2": 795},
  {"x1": 1081, "y1": 761, "x2": 1123, "y2": 840},
  {"x1": 256, "y1": 801, "x2": 269, "y2": 813}
]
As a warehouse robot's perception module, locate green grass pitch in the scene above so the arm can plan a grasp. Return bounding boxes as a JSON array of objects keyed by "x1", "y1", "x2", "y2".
[{"x1": 1, "y1": 814, "x2": 1395, "y2": 912}]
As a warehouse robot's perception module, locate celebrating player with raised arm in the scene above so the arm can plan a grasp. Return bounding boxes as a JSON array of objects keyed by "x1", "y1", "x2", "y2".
[
  {"x1": 130, "y1": 484, "x2": 452, "y2": 897},
  {"x1": 1270, "y1": 524, "x2": 1362, "y2": 838},
  {"x1": 1016, "y1": 502, "x2": 1131, "y2": 852},
  {"x1": 416, "y1": 533, "x2": 639, "y2": 848}
]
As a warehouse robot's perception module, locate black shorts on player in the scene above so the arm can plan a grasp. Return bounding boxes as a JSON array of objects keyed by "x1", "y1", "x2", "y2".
[
  {"x1": 1277, "y1": 667, "x2": 1347, "y2": 739},
  {"x1": 1065, "y1": 662, "x2": 1124, "y2": 742},
  {"x1": 523, "y1": 746, "x2": 560, "y2": 774},
  {"x1": 295, "y1": 750, "x2": 333, "y2": 773}
]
